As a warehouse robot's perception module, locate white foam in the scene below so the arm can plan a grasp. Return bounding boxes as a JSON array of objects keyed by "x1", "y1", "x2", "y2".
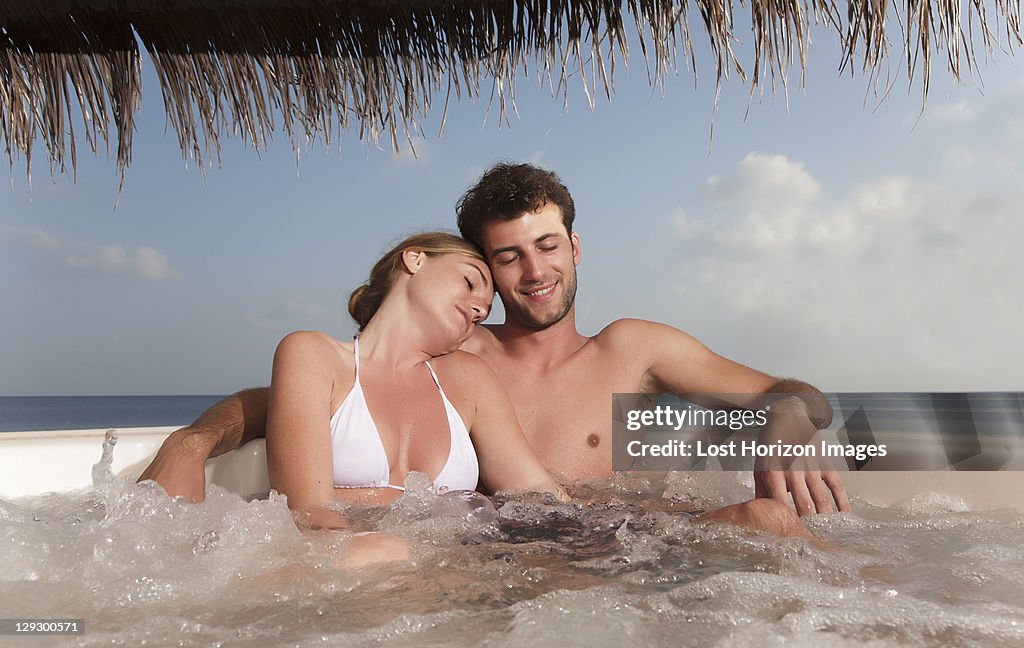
[
  {"x1": 1, "y1": 443, "x2": 1023, "y2": 646},
  {"x1": 662, "y1": 471, "x2": 754, "y2": 508},
  {"x1": 899, "y1": 491, "x2": 971, "y2": 514}
]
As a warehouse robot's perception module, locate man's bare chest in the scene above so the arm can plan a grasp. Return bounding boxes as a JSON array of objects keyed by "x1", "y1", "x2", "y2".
[{"x1": 491, "y1": 356, "x2": 644, "y2": 459}]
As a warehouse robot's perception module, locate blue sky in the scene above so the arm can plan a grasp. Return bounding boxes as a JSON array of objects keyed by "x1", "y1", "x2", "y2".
[{"x1": 2, "y1": 25, "x2": 1021, "y2": 395}]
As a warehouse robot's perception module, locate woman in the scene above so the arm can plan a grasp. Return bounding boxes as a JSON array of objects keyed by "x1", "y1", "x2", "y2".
[{"x1": 265, "y1": 232, "x2": 565, "y2": 534}]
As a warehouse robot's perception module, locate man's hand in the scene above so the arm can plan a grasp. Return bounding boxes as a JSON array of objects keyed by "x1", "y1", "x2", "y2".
[
  {"x1": 754, "y1": 464, "x2": 850, "y2": 516},
  {"x1": 754, "y1": 397, "x2": 851, "y2": 515},
  {"x1": 136, "y1": 427, "x2": 214, "y2": 502}
]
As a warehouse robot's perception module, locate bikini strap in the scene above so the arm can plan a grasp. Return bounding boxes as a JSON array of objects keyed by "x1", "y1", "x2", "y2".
[
  {"x1": 424, "y1": 360, "x2": 443, "y2": 390},
  {"x1": 353, "y1": 336, "x2": 361, "y2": 379},
  {"x1": 424, "y1": 360, "x2": 460, "y2": 423}
]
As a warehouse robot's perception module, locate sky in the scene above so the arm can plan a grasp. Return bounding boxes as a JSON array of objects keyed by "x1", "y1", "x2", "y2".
[{"x1": 2, "y1": 20, "x2": 1022, "y2": 396}]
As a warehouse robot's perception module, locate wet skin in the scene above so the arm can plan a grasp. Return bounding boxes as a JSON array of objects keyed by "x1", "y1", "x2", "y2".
[
  {"x1": 463, "y1": 205, "x2": 781, "y2": 481},
  {"x1": 140, "y1": 207, "x2": 847, "y2": 526}
]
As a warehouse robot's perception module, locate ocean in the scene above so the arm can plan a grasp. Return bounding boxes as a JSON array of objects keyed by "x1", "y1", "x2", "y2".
[
  {"x1": 0, "y1": 395, "x2": 226, "y2": 432},
  {"x1": 1, "y1": 392, "x2": 1019, "y2": 434}
]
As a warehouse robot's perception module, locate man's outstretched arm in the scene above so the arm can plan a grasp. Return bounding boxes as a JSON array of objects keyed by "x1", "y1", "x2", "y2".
[
  {"x1": 755, "y1": 379, "x2": 850, "y2": 515},
  {"x1": 136, "y1": 387, "x2": 270, "y2": 501},
  {"x1": 618, "y1": 319, "x2": 850, "y2": 515}
]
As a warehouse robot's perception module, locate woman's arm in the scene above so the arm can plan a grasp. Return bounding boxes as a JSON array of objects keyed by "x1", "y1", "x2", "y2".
[
  {"x1": 267, "y1": 332, "x2": 412, "y2": 565},
  {"x1": 266, "y1": 331, "x2": 350, "y2": 529},
  {"x1": 456, "y1": 356, "x2": 568, "y2": 501}
]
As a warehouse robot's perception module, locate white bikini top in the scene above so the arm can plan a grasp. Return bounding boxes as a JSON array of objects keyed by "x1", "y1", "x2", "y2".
[{"x1": 329, "y1": 337, "x2": 479, "y2": 492}]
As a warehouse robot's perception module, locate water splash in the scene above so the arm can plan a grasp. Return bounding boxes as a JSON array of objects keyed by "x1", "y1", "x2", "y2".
[
  {"x1": 1, "y1": 452, "x2": 1023, "y2": 647},
  {"x1": 90, "y1": 428, "x2": 118, "y2": 488}
]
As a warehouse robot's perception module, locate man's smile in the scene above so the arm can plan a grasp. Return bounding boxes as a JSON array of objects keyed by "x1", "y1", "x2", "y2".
[{"x1": 522, "y1": 283, "x2": 556, "y2": 301}]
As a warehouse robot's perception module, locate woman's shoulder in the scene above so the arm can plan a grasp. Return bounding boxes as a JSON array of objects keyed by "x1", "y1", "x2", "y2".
[
  {"x1": 275, "y1": 331, "x2": 353, "y2": 371},
  {"x1": 277, "y1": 329, "x2": 346, "y2": 350}
]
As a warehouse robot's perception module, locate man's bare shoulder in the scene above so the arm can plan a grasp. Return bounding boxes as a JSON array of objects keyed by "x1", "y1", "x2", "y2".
[
  {"x1": 433, "y1": 348, "x2": 490, "y2": 372},
  {"x1": 598, "y1": 319, "x2": 778, "y2": 394},
  {"x1": 431, "y1": 349, "x2": 501, "y2": 392},
  {"x1": 461, "y1": 324, "x2": 502, "y2": 355},
  {"x1": 592, "y1": 318, "x2": 702, "y2": 350}
]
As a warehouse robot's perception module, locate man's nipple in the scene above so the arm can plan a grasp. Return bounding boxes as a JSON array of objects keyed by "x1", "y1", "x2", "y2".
[{"x1": 587, "y1": 434, "x2": 601, "y2": 448}]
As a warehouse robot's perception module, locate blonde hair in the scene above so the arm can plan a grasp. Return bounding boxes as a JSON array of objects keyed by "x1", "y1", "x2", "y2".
[{"x1": 347, "y1": 232, "x2": 484, "y2": 330}]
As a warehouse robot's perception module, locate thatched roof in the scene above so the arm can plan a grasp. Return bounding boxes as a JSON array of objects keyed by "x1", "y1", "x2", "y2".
[{"x1": 2, "y1": 0, "x2": 1021, "y2": 180}]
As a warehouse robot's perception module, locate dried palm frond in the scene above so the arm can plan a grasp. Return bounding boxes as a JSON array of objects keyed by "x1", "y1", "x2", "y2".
[{"x1": 1, "y1": 0, "x2": 1020, "y2": 182}]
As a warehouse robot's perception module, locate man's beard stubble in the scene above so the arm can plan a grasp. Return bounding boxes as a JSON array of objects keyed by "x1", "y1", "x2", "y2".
[{"x1": 502, "y1": 270, "x2": 578, "y2": 331}]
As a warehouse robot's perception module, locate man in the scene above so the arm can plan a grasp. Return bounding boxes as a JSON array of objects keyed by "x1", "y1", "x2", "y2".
[
  {"x1": 454, "y1": 163, "x2": 846, "y2": 516},
  {"x1": 139, "y1": 162, "x2": 848, "y2": 527}
]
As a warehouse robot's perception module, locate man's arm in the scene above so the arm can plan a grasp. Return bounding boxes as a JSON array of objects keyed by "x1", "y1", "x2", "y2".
[
  {"x1": 136, "y1": 387, "x2": 269, "y2": 501},
  {"x1": 755, "y1": 379, "x2": 850, "y2": 515},
  {"x1": 764, "y1": 378, "x2": 832, "y2": 429},
  {"x1": 615, "y1": 319, "x2": 849, "y2": 515}
]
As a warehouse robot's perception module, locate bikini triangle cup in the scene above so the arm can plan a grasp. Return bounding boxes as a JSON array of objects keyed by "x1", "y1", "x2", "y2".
[{"x1": 328, "y1": 337, "x2": 479, "y2": 491}]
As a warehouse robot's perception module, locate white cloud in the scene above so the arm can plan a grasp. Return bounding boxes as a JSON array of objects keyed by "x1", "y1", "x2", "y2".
[
  {"x1": 0, "y1": 224, "x2": 61, "y2": 250},
  {"x1": 68, "y1": 244, "x2": 128, "y2": 271},
  {"x1": 929, "y1": 101, "x2": 978, "y2": 122},
  {"x1": 0, "y1": 225, "x2": 177, "y2": 280},
  {"x1": 1006, "y1": 115, "x2": 1024, "y2": 143},
  {"x1": 666, "y1": 153, "x2": 1022, "y2": 390},
  {"x1": 136, "y1": 246, "x2": 175, "y2": 280},
  {"x1": 673, "y1": 207, "x2": 706, "y2": 240},
  {"x1": 704, "y1": 153, "x2": 820, "y2": 214},
  {"x1": 913, "y1": 72, "x2": 1020, "y2": 181},
  {"x1": 942, "y1": 146, "x2": 976, "y2": 169}
]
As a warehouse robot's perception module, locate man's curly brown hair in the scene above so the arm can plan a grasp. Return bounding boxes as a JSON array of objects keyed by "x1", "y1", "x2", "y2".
[{"x1": 456, "y1": 162, "x2": 575, "y2": 250}]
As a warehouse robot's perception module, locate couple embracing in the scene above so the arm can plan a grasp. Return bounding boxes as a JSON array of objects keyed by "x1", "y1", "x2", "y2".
[{"x1": 141, "y1": 162, "x2": 847, "y2": 553}]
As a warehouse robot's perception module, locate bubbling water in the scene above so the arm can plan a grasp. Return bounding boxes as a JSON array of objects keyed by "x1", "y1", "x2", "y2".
[{"x1": 2, "y1": 438, "x2": 1024, "y2": 647}]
